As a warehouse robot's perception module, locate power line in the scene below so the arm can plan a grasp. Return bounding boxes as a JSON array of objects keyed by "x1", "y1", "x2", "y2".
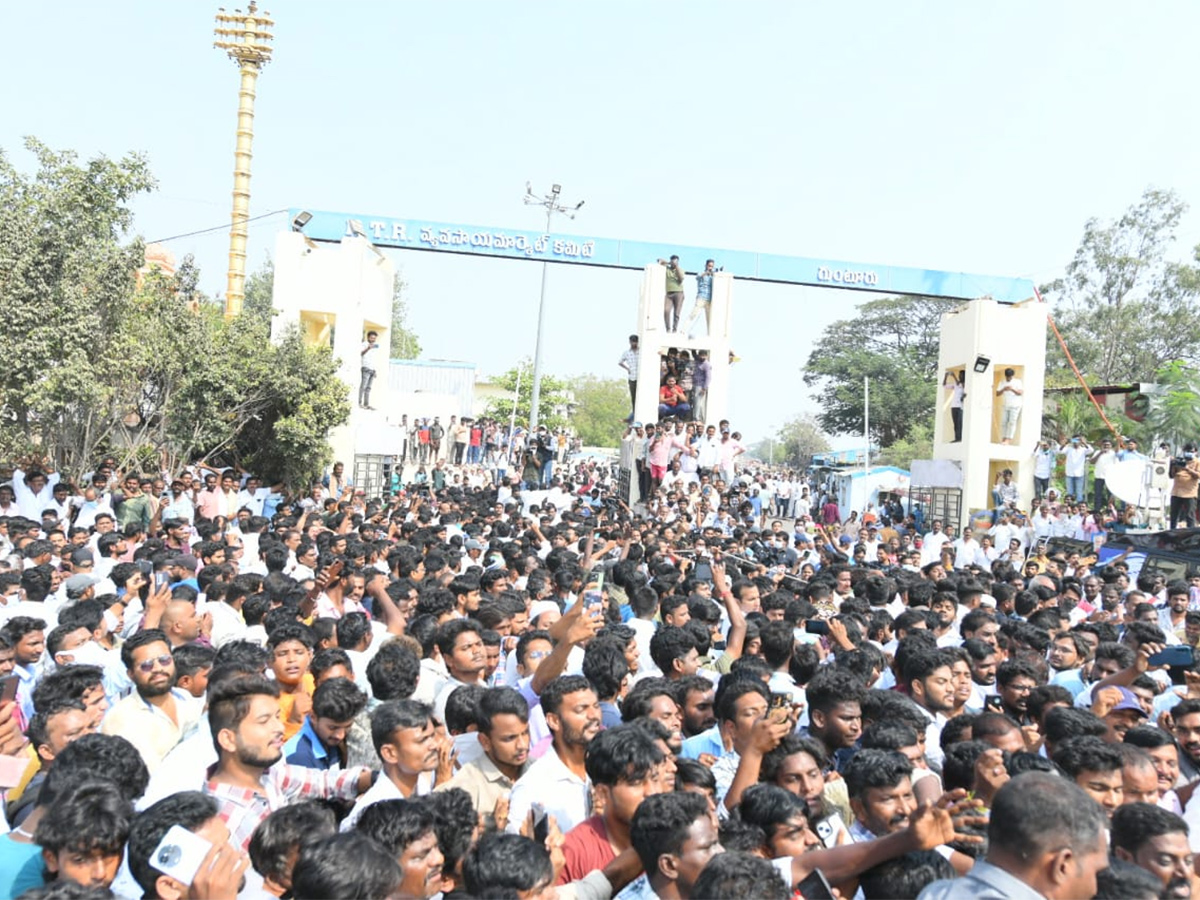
[{"x1": 149, "y1": 209, "x2": 288, "y2": 244}]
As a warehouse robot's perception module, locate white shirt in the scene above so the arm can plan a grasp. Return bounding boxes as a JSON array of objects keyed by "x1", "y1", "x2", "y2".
[
  {"x1": 208, "y1": 601, "x2": 246, "y2": 649},
  {"x1": 998, "y1": 377, "x2": 1024, "y2": 409},
  {"x1": 341, "y1": 770, "x2": 434, "y2": 832},
  {"x1": 506, "y1": 744, "x2": 591, "y2": 836},
  {"x1": 1063, "y1": 445, "x2": 1089, "y2": 477},
  {"x1": 138, "y1": 716, "x2": 218, "y2": 809}
]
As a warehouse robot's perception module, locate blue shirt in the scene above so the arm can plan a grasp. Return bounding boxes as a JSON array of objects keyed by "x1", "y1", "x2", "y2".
[
  {"x1": 0, "y1": 835, "x2": 46, "y2": 900},
  {"x1": 696, "y1": 272, "x2": 713, "y2": 301},
  {"x1": 680, "y1": 724, "x2": 724, "y2": 760},
  {"x1": 284, "y1": 716, "x2": 338, "y2": 770}
]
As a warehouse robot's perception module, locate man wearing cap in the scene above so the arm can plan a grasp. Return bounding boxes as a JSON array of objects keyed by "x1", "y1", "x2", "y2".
[
  {"x1": 1093, "y1": 685, "x2": 1150, "y2": 742},
  {"x1": 618, "y1": 335, "x2": 640, "y2": 420}
]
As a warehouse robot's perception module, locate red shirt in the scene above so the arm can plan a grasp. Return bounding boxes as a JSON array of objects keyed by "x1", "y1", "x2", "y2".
[{"x1": 557, "y1": 815, "x2": 615, "y2": 884}]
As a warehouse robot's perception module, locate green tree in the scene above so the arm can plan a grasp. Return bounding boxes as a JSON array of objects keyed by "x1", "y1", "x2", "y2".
[
  {"x1": 570, "y1": 376, "x2": 628, "y2": 447},
  {"x1": 242, "y1": 255, "x2": 275, "y2": 328},
  {"x1": 751, "y1": 415, "x2": 831, "y2": 467},
  {"x1": 483, "y1": 360, "x2": 572, "y2": 431},
  {"x1": 0, "y1": 139, "x2": 350, "y2": 488},
  {"x1": 803, "y1": 295, "x2": 957, "y2": 446},
  {"x1": 0, "y1": 137, "x2": 155, "y2": 469},
  {"x1": 390, "y1": 273, "x2": 421, "y2": 359},
  {"x1": 874, "y1": 422, "x2": 932, "y2": 469},
  {"x1": 1044, "y1": 188, "x2": 1200, "y2": 384},
  {"x1": 1143, "y1": 361, "x2": 1200, "y2": 449}
]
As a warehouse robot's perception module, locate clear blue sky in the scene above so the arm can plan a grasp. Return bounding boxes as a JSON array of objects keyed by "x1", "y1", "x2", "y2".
[{"x1": 6, "y1": 2, "x2": 1200, "y2": 448}]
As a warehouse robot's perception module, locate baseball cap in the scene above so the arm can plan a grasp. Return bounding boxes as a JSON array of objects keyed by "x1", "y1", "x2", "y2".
[
  {"x1": 839, "y1": 535, "x2": 854, "y2": 546},
  {"x1": 465, "y1": 539, "x2": 485, "y2": 551},
  {"x1": 69, "y1": 548, "x2": 95, "y2": 566},
  {"x1": 175, "y1": 554, "x2": 200, "y2": 573},
  {"x1": 1107, "y1": 687, "x2": 1149, "y2": 717},
  {"x1": 64, "y1": 574, "x2": 100, "y2": 594}
]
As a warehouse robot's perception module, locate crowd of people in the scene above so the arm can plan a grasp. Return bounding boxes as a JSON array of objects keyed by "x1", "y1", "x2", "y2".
[{"x1": 1, "y1": 431, "x2": 1200, "y2": 900}]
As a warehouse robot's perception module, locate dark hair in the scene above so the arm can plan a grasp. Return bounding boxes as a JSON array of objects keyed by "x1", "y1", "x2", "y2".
[
  {"x1": 1111, "y1": 802, "x2": 1189, "y2": 856},
  {"x1": 249, "y1": 802, "x2": 338, "y2": 887},
  {"x1": 367, "y1": 641, "x2": 421, "y2": 702},
  {"x1": 435, "y1": 617, "x2": 482, "y2": 658},
  {"x1": 844, "y1": 749, "x2": 913, "y2": 799},
  {"x1": 675, "y1": 756, "x2": 717, "y2": 795},
  {"x1": 759, "y1": 620, "x2": 796, "y2": 670},
  {"x1": 213, "y1": 639, "x2": 271, "y2": 673},
  {"x1": 987, "y1": 772, "x2": 1106, "y2": 861},
  {"x1": 514, "y1": 629, "x2": 553, "y2": 668},
  {"x1": 1044, "y1": 707, "x2": 1107, "y2": 746},
  {"x1": 336, "y1": 612, "x2": 372, "y2": 650},
  {"x1": 862, "y1": 720, "x2": 920, "y2": 752},
  {"x1": 806, "y1": 666, "x2": 866, "y2": 715},
  {"x1": 291, "y1": 833, "x2": 401, "y2": 900},
  {"x1": 649, "y1": 626, "x2": 697, "y2": 675},
  {"x1": 354, "y1": 798, "x2": 435, "y2": 856},
  {"x1": 32, "y1": 664, "x2": 103, "y2": 715},
  {"x1": 859, "y1": 850, "x2": 956, "y2": 900},
  {"x1": 1052, "y1": 736, "x2": 1123, "y2": 778},
  {"x1": 423, "y1": 788, "x2": 479, "y2": 878},
  {"x1": 1124, "y1": 724, "x2": 1176, "y2": 750},
  {"x1": 50, "y1": 734, "x2": 149, "y2": 803},
  {"x1": 208, "y1": 675, "x2": 281, "y2": 750},
  {"x1": 127, "y1": 792, "x2": 220, "y2": 895},
  {"x1": 736, "y1": 783, "x2": 807, "y2": 844},
  {"x1": 444, "y1": 684, "x2": 487, "y2": 735},
  {"x1": 995, "y1": 657, "x2": 1040, "y2": 688},
  {"x1": 582, "y1": 639, "x2": 630, "y2": 701},
  {"x1": 1027, "y1": 684, "x2": 1074, "y2": 724},
  {"x1": 584, "y1": 723, "x2": 664, "y2": 787},
  {"x1": 311, "y1": 676, "x2": 367, "y2": 722},
  {"x1": 714, "y1": 678, "x2": 769, "y2": 725},
  {"x1": 760, "y1": 735, "x2": 828, "y2": 785},
  {"x1": 34, "y1": 778, "x2": 131, "y2": 856},
  {"x1": 462, "y1": 832, "x2": 553, "y2": 897},
  {"x1": 119, "y1": 628, "x2": 169, "y2": 670},
  {"x1": 1093, "y1": 859, "x2": 1169, "y2": 900},
  {"x1": 310, "y1": 646, "x2": 353, "y2": 682},
  {"x1": 476, "y1": 686, "x2": 529, "y2": 734},
  {"x1": 629, "y1": 792, "x2": 710, "y2": 875},
  {"x1": 267, "y1": 622, "x2": 315, "y2": 651},
  {"x1": 691, "y1": 851, "x2": 790, "y2": 900},
  {"x1": 941, "y1": 740, "x2": 993, "y2": 793},
  {"x1": 370, "y1": 699, "x2": 433, "y2": 756},
  {"x1": 540, "y1": 674, "x2": 595, "y2": 718},
  {"x1": 173, "y1": 642, "x2": 216, "y2": 679}
]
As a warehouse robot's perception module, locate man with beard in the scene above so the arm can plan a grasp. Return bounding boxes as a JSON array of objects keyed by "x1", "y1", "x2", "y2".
[
  {"x1": 1170, "y1": 699, "x2": 1200, "y2": 782},
  {"x1": 962, "y1": 639, "x2": 998, "y2": 712},
  {"x1": 436, "y1": 687, "x2": 531, "y2": 830},
  {"x1": 902, "y1": 649, "x2": 959, "y2": 771},
  {"x1": 623, "y1": 678, "x2": 685, "y2": 755},
  {"x1": 343, "y1": 699, "x2": 446, "y2": 830},
  {"x1": 1112, "y1": 803, "x2": 1194, "y2": 899},
  {"x1": 203, "y1": 676, "x2": 374, "y2": 850},
  {"x1": 994, "y1": 658, "x2": 1040, "y2": 725},
  {"x1": 674, "y1": 674, "x2": 716, "y2": 740},
  {"x1": 100, "y1": 628, "x2": 203, "y2": 774},
  {"x1": 1048, "y1": 632, "x2": 1088, "y2": 698},
  {"x1": 507, "y1": 674, "x2": 602, "y2": 835},
  {"x1": 844, "y1": 749, "x2": 921, "y2": 842}
]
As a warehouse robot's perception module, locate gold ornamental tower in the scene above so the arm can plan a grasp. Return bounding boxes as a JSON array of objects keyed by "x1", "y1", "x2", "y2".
[{"x1": 214, "y1": 3, "x2": 274, "y2": 318}]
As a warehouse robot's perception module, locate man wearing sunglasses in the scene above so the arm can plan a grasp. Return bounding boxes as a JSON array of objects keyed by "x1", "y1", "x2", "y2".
[{"x1": 100, "y1": 628, "x2": 202, "y2": 775}]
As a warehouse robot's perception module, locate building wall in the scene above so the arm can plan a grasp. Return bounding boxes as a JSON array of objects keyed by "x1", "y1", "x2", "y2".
[
  {"x1": 933, "y1": 298, "x2": 1046, "y2": 512},
  {"x1": 633, "y1": 266, "x2": 733, "y2": 426},
  {"x1": 271, "y1": 231, "x2": 396, "y2": 464}
]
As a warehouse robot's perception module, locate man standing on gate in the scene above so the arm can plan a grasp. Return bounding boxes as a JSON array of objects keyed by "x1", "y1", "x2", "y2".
[
  {"x1": 360, "y1": 330, "x2": 381, "y2": 409},
  {"x1": 685, "y1": 258, "x2": 716, "y2": 338},
  {"x1": 996, "y1": 367, "x2": 1023, "y2": 444},
  {"x1": 618, "y1": 335, "x2": 639, "y2": 422},
  {"x1": 658, "y1": 254, "x2": 685, "y2": 332}
]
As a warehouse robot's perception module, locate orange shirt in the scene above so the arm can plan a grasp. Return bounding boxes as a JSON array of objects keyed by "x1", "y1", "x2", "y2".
[{"x1": 278, "y1": 673, "x2": 315, "y2": 741}]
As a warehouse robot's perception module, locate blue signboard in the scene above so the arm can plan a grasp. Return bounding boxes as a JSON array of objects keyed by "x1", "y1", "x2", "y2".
[{"x1": 290, "y1": 208, "x2": 1036, "y2": 303}]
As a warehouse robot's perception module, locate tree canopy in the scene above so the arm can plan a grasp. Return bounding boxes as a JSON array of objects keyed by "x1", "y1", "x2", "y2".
[
  {"x1": 569, "y1": 376, "x2": 628, "y2": 447},
  {"x1": 802, "y1": 295, "x2": 957, "y2": 446},
  {"x1": 1044, "y1": 187, "x2": 1200, "y2": 385},
  {"x1": 0, "y1": 138, "x2": 350, "y2": 487},
  {"x1": 482, "y1": 361, "x2": 573, "y2": 431},
  {"x1": 750, "y1": 415, "x2": 830, "y2": 467}
]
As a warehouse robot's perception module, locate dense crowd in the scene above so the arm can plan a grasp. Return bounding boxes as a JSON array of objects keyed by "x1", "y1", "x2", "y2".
[{"x1": 0, "y1": 436, "x2": 1198, "y2": 900}]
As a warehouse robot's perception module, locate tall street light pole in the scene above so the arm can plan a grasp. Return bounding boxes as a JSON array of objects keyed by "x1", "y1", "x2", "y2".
[
  {"x1": 523, "y1": 182, "x2": 584, "y2": 432},
  {"x1": 214, "y1": 2, "x2": 274, "y2": 319}
]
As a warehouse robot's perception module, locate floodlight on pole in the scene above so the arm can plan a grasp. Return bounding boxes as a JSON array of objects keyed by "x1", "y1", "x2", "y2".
[
  {"x1": 523, "y1": 181, "x2": 585, "y2": 432},
  {"x1": 214, "y1": 1, "x2": 275, "y2": 319}
]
